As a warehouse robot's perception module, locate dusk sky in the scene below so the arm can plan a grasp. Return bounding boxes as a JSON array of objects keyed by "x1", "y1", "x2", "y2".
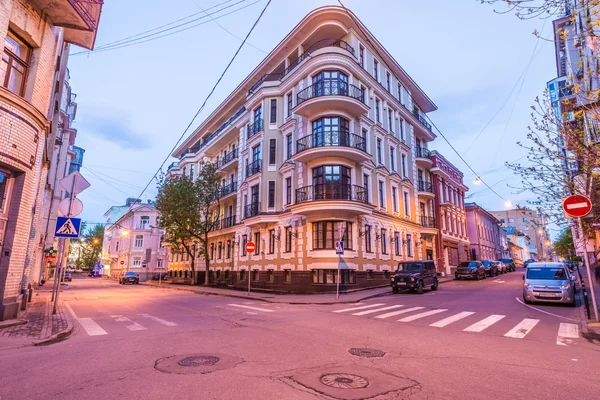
[{"x1": 68, "y1": 0, "x2": 556, "y2": 233}]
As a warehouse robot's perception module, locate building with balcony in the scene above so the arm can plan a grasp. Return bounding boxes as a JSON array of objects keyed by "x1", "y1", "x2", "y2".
[
  {"x1": 0, "y1": 0, "x2": 103, "y2": 320},
  {"x1": 101, "y1": 199, "x2": 167, "y2": 281},
  {"x1": 466, "y1": 203, "x2": 504, "y2": 261},
  {"x1": 489, "y1": 208, "x2": 551, "y2": 261},
  {"x1": 430, "y1": 151, "x2": 469, "y2": 276},
  {"x1": 168, "y1": 6, "x2": 439, "y2": 292}
]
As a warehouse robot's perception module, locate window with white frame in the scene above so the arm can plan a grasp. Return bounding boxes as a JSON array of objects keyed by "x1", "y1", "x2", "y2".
[
  {"x1": 406, "y1": 234, "x2": 413, "y2": 257},
  {"x1": 404, "y1": 191, "x2": 410, "y2": 216},
  {"x1": 399, "y1": 118, "x2": 404, "y2": 141},
  {"x1": 374, "y1": 59, "x2": 379, "y2": 81},
  {"x1": 375, "y1": 98, "x2": 381, "y2": 122},
  {"x1": 134, "y1": 235, "x2": 143, "y2": 248},
  {"x1": 132, "y1": 257, "x2": 142, "y2": 267},
  {"x1": 401, "y1": 154, "x2": 407, "y2": 177},
  {"x1": 390, "y1": 147, "x2": 396, "y2": 171},
  {"x1": 388, "y1": 109, "x2": 393, "y2": 133},
  {"x1": 378, "y1": 181, "x2": 385, "y2": 208},
  {"x1": 386, "y1": 72, "x2": 391, "y2": 91},
  {"x1": 157, "y1": 259, "x2": 164, "y2": 269},
  {"x1": 392, "y1": 187, "x2": 398, "y2": 212},
  {"x1": 394, "y1": 231, "x2": 401, "y2": 255}
]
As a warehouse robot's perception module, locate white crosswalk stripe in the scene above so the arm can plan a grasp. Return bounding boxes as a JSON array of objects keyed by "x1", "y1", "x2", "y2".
[
  {"x1": 78, "y1": 317, "x2": 108, "y2": 336},
  {"x1": 138, "y1": 313, "x2": 177, "y2": 327},
  {"x1": 463, "y1": 315, "x2": 505, "y2": 333},
  {"x1": 332, "y1": 303, "x2": 385, "y2": 313},
  {"x1": 504, "y1": 318, "x2": 539, "y2": 339},
  {"x1": 352, "y1": 305, "x2": 404, "y2": 316},
  {"x1": 556, "y1": 323, "x2": 580, "y2": 346},
  {"x1": 112, "y1": 315, "x2": 147, "y2": 331},
  {"x1": 430, "y1": 311, "x2": 475, "y2": 328},
  {"x1": 228, "y1": 304, "x2": 275, "y2": 313},
  {"x1": 374, "y1": 306, "x2": 424, "y2": 319},
  {"x1": 398, "y1": 309, "x2": 448, "y2": 322}
]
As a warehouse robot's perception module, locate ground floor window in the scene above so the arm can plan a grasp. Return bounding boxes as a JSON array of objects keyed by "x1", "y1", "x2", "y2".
[
  {"x1": 311, "y1": 269, "x2": 355, "y2": 284},
  {"x1": 284, "y1": 269, "x2": 291, "y2": 282},
  {"x1": 240, "y1": 270, "x2": 246, "y2": 281},
  {"x1": 367, "y1": 269, "x2": 374, "y2": 280},
  {"x1": 252, "y1": 269, "x2": 259, "y2": 281},
  {"x1": 450, "y1": 247, "x2": 459, "y2": 265},
  {"x1": 267, "y1": 269, "x2": 274, "y2": 282},
  {"x1": 312, "y1": 221, "x2": 352, "y2": 250},
  {"x1": 225, "y1": 270, "x2": 230, "y2": 279}
]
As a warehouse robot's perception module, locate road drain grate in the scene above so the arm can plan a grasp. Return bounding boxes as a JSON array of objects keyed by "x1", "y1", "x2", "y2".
[
  {"x1": 320, "y1": 373, "x2": 369, "y2": 389},
  {"x1": 178, "y1": 356, "x2": 220, "y2": 367},
  {"x1": 348, "y1": 348, "x2": 386, "y2": 358}
]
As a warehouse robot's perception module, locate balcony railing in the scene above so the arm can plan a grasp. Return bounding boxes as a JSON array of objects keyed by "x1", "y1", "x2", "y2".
[
  {"x1": 247, "y1": 119, "x2": 263, "y2": 139},
  {"x1": 212, "y1": 215, "x2": 237, "y2": 231},
  {"x1": 220, "y1": 181, "x2": 237, "y2": 197},
  {"x1": 417, "y1": 181, "x2": 434, "y2": 193},
  {"x1": 296, "y1": 130, "x2": 366, "y2": 153},
  {"x1": 218, "y1": 149, "x2": 238, "y2": 168},
  {"x1": 412, "y1": 108, "x2": 432, "y2": 130},
  {"x1": 420, "y1": 216, "x2": 436, "y2": 228},
  {"x1": 248, "y1": 38, "x2": 355, "y2": 95},
  {"x1": 295, "y1": 183, "x2": 369, "y2": 204},
  {"x1": 196, "y1": 106, "x2": 246, "y2": 151},
  {"x1": 415, "y1": 146, "x2": 432, "y2": 159},
  {"x1": 244, "y1": 202, "x2": 260, "y2": 219},
  {"x1": 135, "y1": 224, "x2": 151, "y2": 230},
  {"x1": 245, "y1": 159, "x2": 262, "y2": 178},
  {"x1": 296, "y1": 80, "x2": 364, "y2": 106}
]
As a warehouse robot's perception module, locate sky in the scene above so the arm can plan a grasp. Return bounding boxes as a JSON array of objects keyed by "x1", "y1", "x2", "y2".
[{"x1": 67, "y1": 0, "x2": 558, "y2": 235}]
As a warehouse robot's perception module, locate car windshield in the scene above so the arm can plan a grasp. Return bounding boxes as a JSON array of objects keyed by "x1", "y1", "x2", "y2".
[
  {"x1": 459, "y1": 262, "x2": 478, "y2": 268},
  {"x1": 500, "y1": 259, "x2": 511, "y2": 263},
  {"x1": 397, "y1": 263, "x2": 422, "y2": 272},
  {"x1": 526, "y1": 268, "x2": 567, "y2": 280},
  {"x1": 482, "y1": 261, "x2": 491, "y2": 266},
  {"x1": 124, "y1": 272, "x2": 137, "y2": 277}
]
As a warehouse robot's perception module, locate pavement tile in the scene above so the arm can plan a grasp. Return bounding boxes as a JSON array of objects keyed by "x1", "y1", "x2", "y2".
[{"x1": 0, "y1": 294, "x2": 69, "y2": 341}]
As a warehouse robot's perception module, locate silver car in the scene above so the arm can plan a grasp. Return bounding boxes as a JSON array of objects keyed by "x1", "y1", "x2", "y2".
[
  {"x1": 495, "y1": 261, "x2": 507, "y2": 274},
  {"x1": 522, "y1": 262, "x2": 576, "y2": 306}
]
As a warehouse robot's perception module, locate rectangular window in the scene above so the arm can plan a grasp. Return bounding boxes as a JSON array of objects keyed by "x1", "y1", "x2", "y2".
[
  {"x1": 398, "y1": 83, "x2": 402, "y2": 103},
  {"x1": 217, "y1": 242, "x2": 222, "y2": 259},
  {"x1": 189, "y1": 164, "x2": 195, "y2": 180},
  {"x1": 407, "y1": 234, "x2": 413, "y2": 257},
  {"x1": 116, "y1": 242, "x2": 119, "y2": 251},
  {"x1": 2, "y1": 31, "x2": 30, "y2": 96},
  {"x1": 226, "y1": 240, "x2": 231, "y2": 258},
  {"x1": 386, "y1": 72, "x2": 391, "y2": 91},
  {"x1": 287, "y1": 92, "x2": 293, "y2": 117},
  {"x1": 210, "y1": 243, "x2": 215, "y2": 260},
  {"x1": 132, "y1": 257, "x2": 141, "y2": 267},
  {"x1": 242, "y1": 235, "x2": 248, "y2": 256},
  {"x1": 390, "y1": 147, "x2": 395, "y2": 171},
  {"x1": 270, "y1": 99, "x2": 277, "y2": 124},
  {"x1": 285, "y1": 226, "x2": 292, "y2": 252},
  {"x1": 399, "y1": 118, "x2": 404, "y2": 141},
  {"x1": 365, "y1": 225, "x2": 372, "y2": 253},
  {"x1": 269, "y1": 229, "x2": 275, "y2": 254},
  {"x1": 401, "y1": 154, "x2": 407, "y2": 177},
  {"x1": 394, "y1": 231, "x2": 401, "y2": 255},
  {"x1": 359, "y1": 45, "x2": 364, "y2": 67},
  {"x1": 388, "y1": 111, "x2": 393, "y2": 133},
  {"x1": 286, "y1": 177, "x2": 292, "y2": 205},
  {"x1": 134, "y1": 235, "x2": 143, "y2": 248},
  {"x1": 404, "y1": 192, "x2": 410, "y2": 215},
  {"x1": 286, "y1": 134, "x2": 293, "y2": 159},
  {"x1": 378, "y1": 181, "x2": 385, "y2": 208},
  {"x1": 157, "y1": 259, "x2": 164, "y2": 269},
  {"x1": 268, "y1": 181, "x2": 275, "y2": 208},
  {"x1": 268, "y1": 138, "x2": 276, "y2": 165},
  {"x1": 254, "y1": 232, "x2": 261, "y2": 254},
  {"x1": 253, "y1": 270, "x2": 259, "y2": 281},
  {"x1": 377, "y1": 139, "x2": 382, "y2": 164},
  {"x1": 381, "y1": 229, "x2": 387, "y2": 254},
  {"x1": 374, "y1": 59, "x2": 379, "y2": 81},
  {"x1": 284, "y1": 269, "x2": 291, "y2": 282},
  {"x1": 312, "y1": 221, "x2": 352, "y2": 250},
  {"x1": 392, "y1": 187, "x2": 398, "y2": 212},
  {"x1": 312, "y1": 269, "x2": 356, "y2": 284},
  {"x1": 375, "y1": 98, "x2": 381, "y2": 122},
  {"x1": 363, "y1": 173, "x2": 369, "y2": 200}
]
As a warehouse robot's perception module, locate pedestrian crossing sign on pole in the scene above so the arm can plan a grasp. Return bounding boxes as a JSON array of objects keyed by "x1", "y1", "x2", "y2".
[
  {"x1": 55, "y1": 217, "x2": 82, "y2": 238},
  {"x1": 335, "y1": 241, "x2": 344, "y2": 255}
]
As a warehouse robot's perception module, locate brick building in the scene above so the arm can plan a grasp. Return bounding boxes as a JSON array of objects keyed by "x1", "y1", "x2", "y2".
[{"x1": 0, "y1": 0, "x2": 102, "y2": 321}]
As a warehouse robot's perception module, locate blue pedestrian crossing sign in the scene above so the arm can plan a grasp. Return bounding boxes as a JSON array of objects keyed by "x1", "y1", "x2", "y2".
[
  {"x1": 335, "y1": 241, "x2": 344, "y2": 255},
  {"x1": 55, "y1": 217, "x2": 82, "y2": 238}
]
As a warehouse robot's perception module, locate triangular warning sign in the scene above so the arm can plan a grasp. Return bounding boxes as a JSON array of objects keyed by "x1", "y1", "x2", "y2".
[{"x1": 56, "y1": 219, "x2": 78, "y2": 235}]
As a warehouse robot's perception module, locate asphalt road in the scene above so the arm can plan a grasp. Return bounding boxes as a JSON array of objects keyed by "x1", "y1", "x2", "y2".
[{"x1": 1, "y1": 270, "x2": 599, "y2": 400}]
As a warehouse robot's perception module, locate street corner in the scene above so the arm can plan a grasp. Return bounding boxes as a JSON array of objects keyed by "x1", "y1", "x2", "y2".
[
  {"x1": 153, "y1": 353, "x2": 244, "y2": 375},
  {"x1": 278, "y1": 364, "x2": 420, "y2": 400},
  {"x1": 582, "y1": 322, "x2": 600, "y2": 345}
]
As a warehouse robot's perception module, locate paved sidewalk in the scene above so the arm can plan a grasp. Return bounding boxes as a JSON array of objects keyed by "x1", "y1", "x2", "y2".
[{"x1": 143, "y1": 274, "x2": 456, "y2": 304}]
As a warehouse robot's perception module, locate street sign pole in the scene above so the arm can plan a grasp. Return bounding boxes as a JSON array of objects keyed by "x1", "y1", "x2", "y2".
[
  {"x1": 337, "y1": 253, "x2": 341, "y2": 300},
  {"x1": 578, "y1": 216, "x2": 599, "y2": 322},
  {"x1": 246, "y1": 241, "x2": 255, "y2": 296}
]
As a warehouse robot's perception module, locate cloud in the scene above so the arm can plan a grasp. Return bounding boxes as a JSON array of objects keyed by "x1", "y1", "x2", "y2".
[{"x1": 80, "y1": 113, "x2": 151, "y2": 150}]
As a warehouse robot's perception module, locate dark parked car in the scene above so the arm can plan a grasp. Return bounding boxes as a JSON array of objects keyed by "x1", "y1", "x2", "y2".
[
  {"x1": 499, "y1": 258, "x2": 516, "y2": 272},
  {"x1": 455, "y1": 261, "x2": 486, "y2": 280},
  {"x1": 151, "y1": 273, "x2": 169, "y2": 281},
  {"x1": 62, "y1": 272, "x2": 72, "y2": 282},
  {"x1": 391, "y1": 260, "x2": 438, "y2": 294},
  {"x1": 481, "y1": 260, "x2": 499, "y2": 277},
  {"x1": 524, "y1": 259, "x2": 536, "y2": 268},
  {"x1": 119, "y1": 272, "x2": 139, "y2": 285}
]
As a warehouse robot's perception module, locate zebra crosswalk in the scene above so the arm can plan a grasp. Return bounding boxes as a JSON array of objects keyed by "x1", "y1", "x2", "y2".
[
  {"x1": 73, "y1": 313, "x2": 178, "y2": 337},
  {"x1": 331, "y1": 303, "x2": 582, "y2": 346}
]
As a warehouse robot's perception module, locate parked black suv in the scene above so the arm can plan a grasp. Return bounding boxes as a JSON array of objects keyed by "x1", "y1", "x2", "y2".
[
  {"x1": 391, "y1": 260, "x2": 438, "y2": 294},
  {"x1": 481, "y1": 260, "x2": 499, "y2": 277},
  {"x1": 499, "y1": 258, "x2": 516, "y2": 272},
  {"x1": 455, "y1": 261, "x2": 486, "y2": 280}
]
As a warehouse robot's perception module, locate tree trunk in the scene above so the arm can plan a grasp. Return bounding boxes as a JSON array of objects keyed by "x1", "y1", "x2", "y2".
[
  {"x1": 204, "y1": 231, "x2": 210, "y2": 285},
  {"x1": 191, "y1": 257, "x2": 196, "y2": 285}
]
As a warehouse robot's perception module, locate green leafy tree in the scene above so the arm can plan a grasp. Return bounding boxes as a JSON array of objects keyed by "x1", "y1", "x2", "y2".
[
  {"x1": 71, "y1": 223, "x2": 104, "y2": 270},
  {"x1": 553, "y1": 227, "x2": 576, "y2": 259},
  {"x1": 156, "y1": 162, "x2": 221, "y2": 285}
]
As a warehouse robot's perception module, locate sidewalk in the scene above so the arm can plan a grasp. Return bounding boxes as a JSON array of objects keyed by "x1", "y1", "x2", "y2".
[
  {"x1": 576, "y1": 266, "x2": 600, "y2": 344},
  {"x1": 0, "y1": 287, "x2": 72, "y2": 347},
  {"x1": 143, "y1": 274, "x2": 455, "y2": 305}
]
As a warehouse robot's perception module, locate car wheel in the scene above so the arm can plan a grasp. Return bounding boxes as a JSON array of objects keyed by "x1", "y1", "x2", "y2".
[
  {"x1": 416, "y1": 280, "x2": 424, "y2": 294},
  {"x1": 523, "y1": 294, "x2": 532, "y2": 304},
  {"x1": 392, "y1": 287, "x2": 399, "y2": 294},
  {"x1": 431, "y1": 279, "x2": 438, "y2": 291},
  {"x1": 495, "y1": 271, "x2": 499, "y2": 276}
]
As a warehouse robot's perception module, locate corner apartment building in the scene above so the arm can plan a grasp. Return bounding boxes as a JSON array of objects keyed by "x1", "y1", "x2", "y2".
[
  {"x1": 466, "y1": 203, "x2": 504, "y2": 261},
  {"x1": 0, "y1": 0, "x2": 102, "y2": 320},
  {"x1": 430, "y1": 151, "x2": 469, "y2": 276},
  {"x1": 167, "y1": 6, "x2": 440, "y2": 292},
  {"x1": 102, "y1": 200, "x2": 167, "y2": 281},
  {"x1": 490, "y1": 208, "x2": 551, "y2": 261}
]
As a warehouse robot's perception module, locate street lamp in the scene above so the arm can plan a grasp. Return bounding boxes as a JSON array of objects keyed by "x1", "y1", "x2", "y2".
[
  {"x1": 504, "y1": 200, "x2": 513, "y2": 208},
  {"x1": 473, "y1": 177, "x2": 481, "y2": 185},
  {"x1": 121, "y1": 229, "x2": 130, "y2": 237}
]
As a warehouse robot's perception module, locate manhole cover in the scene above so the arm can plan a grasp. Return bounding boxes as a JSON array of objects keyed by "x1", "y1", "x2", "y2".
[
  {"x1": 348, "y1": 348, "x2": 386, "y2": 358},
  {"x1": 320, "y1": 373, "x2": 369, "y2": 389},
  {"x1": 177, "y1": 356, "x2": 220, "y2": 367}
]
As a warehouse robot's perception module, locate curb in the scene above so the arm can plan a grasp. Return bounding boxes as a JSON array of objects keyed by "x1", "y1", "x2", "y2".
[
  {"x1": 32, "y1": 301, "x2": 74, "y2": 347},
  {"x1": 0, "y1": 319, "x2": 28, "y2": 330}
]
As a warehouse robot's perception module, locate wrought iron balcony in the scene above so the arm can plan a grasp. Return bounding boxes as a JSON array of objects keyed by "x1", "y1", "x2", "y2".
[
  {"x1": 295, "y1": 183, "x2": 369, "y2": 204},
  {"x1": 415, "y1": 146, "x2": 432, "y2": 159},
  {"x1": 245, "y1": 159, "x2": 262, "y2": 178},
  {"x1": 244, "y1": 203, "x2": 260, "y2": 219},
  {"x1": 218, "y1": 149, "x2": 238, "y2": 168},
  {"x1": 412, "y1": 108, "x2": 432, "y2": 130},
  {"x1": 220, "y1": 181, "x2": 237, "y2": 197},
  {"x1": 296, "y1": 130, "x2": 366, "y2": 153},
  {"x1": 420, "y1": 216, "x2": 436, "y2": 228},
  {"x1": 296, "y1": 80, "x2": 364, "y2": 106},
  {"x1": 197, "y1": 106, "x2": 246, "y2": 151},
  {"x1": 247, "y1": 119, "x2": 263, "y2": 139},
  {"x1": 417, "y1": 181, "x2": 434, "y2": 193}
]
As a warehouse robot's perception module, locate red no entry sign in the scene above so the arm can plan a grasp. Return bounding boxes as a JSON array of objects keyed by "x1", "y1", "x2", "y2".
[
  {"x1": 246, "y1": 241, "x2": 256, "y2": 254},
  {"x1": 120, "y1": 260, "x2": 125, "y2": 265},
  {"x1": 563, "y1": 195, "x2": 593, "y2": 218}
]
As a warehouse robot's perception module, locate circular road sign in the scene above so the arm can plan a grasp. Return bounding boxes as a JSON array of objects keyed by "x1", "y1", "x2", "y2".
[
  {"x1": 120, "y1": 260, "x2": 125, "y2": 265},
  {"x1": 246, "y1": 241, "x2": 256, "y2": 254},
  {"x1": 562, "y1": 195, "x2": 593, "y2": 218}
]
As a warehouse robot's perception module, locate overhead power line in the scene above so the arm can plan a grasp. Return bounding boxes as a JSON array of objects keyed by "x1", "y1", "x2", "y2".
[{"x1": 133, "y1": 0, "x2": 273, "y2": 202}]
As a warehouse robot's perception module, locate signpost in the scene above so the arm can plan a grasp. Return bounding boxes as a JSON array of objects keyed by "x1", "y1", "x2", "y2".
[
  {"x1": 562, "y1": 195, "x2": 598, "y2": 322},
  {"x1": 246, "y1": 241, "x2": 255, "y2": 295},
  {"x1": 335, "y1": 241, "x2": 344, "y2": 300}
]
